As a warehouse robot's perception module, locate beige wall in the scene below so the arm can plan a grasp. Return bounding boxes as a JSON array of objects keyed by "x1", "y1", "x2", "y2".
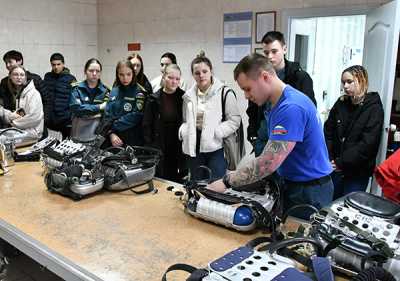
[
  {"x1": 0, "y1": 0, "x2": 98, "y2": 81},
  {"x1": 97, "y1": 0, "x2": 387, "y2": 93}
]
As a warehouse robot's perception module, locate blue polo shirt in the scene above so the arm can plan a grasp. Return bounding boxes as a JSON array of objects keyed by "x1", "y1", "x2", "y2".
[{"x1": 265, "y1": 85, "x2": 332, "y2": 181}]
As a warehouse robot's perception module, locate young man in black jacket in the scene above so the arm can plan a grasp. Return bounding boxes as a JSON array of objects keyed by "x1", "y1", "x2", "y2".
[
  {"x1": 0, "y1": 50, "x2": 50, "y2": 133},
  {"x1": 44, "y1": 53, "x2": 76, "y2": 139},
  {"x1": 247, "y1": 32, "x2": 316, "y2": 153}
]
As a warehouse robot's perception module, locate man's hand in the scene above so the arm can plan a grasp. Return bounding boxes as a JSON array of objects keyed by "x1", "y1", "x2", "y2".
[
  {"x1": 207, "y1": 179, "x2": 227, "y2": 193},
  {"x1": 331, "y1": 160, "x2": 341, "y2": 172},
  {"x1": 110, "y1": 133, "x2": 123, "y2": 147}
]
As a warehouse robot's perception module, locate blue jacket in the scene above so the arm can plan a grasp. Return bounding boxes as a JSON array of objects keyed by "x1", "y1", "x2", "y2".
[
  {"x1": 69, "y1": 80, "x2": 110, "y2": 118},
  {"x1": 44, "y1": 68, "x2": 76, "y2": 127},
  {"x1": 105, "y1": 83, "x2": 146, "y2": 134}
]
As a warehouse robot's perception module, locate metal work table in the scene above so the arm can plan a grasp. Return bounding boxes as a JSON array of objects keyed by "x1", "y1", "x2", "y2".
[{"x1": 0, "y1": 162, "x2": 265, "y2": 280}]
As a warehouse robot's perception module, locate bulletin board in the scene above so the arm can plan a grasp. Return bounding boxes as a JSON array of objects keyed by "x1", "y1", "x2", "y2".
[{"x1": 223, "y1": 12, "x2": 253, "y2": 63}]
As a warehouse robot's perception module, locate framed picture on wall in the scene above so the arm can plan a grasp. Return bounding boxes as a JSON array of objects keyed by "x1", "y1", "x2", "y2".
[
  {"x1": 255, "y1": 11, "x2": 276, "y2": 43},
  {"x1": 254, "y1": 47, "x2": 264, "y2": 55}
]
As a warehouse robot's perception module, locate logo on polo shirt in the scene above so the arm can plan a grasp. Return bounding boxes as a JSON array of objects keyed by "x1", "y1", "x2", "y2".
[{"x1": 272, "y1": 125, "x2": 288, "y2": 135}]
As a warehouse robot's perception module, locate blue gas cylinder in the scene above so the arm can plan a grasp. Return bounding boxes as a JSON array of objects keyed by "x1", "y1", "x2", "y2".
[{"x1": 233, "y1": 206, "x2": 254, "y2": 226}]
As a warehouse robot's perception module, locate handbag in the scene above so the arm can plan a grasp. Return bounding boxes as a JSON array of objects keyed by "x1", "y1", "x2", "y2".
[{"x1": 221, "y1": 86, "x2": 245, "y2": 170}]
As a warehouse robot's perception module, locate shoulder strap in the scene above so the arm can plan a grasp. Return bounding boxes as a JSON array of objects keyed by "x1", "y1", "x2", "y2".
[
  {"x1": 162, "y1": 263, "x2": 208, "y2": 281},
  {"x1": 221, "y1": 86, "x2": 237, "y2": 122},
  {"x1": 221, "y1": 86, "x2": 226, "y2": 121}
]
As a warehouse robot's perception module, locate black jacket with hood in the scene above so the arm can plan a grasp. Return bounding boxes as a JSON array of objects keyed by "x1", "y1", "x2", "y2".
[
  {"x1": 246, "y1": 59, "x2": 316, "y2": 141},
  {"x1": 324, "y1": 92, "x2": 384, "y2": 177}
]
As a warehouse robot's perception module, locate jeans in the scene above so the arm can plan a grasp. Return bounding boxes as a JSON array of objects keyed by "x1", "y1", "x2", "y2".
[
  {"x1": 189, "y1": 148, "x2": 227, "y2": 182},
  {"x1": 331, "y1": 171, "x2": 370, "y2": 200},
  {"x1": 283, "y1": 177, "x2": 334, "y2": 220}
]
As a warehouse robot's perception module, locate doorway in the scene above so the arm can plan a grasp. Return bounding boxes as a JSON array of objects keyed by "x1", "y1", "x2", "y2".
[{"x1": 288, "y1": 15, "x2": 366, "y2": 120}]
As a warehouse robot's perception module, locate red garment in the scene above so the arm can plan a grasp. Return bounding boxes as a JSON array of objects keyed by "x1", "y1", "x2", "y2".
[{"x1": 375, "y1": 149, "x2": 400, "y2": 203}]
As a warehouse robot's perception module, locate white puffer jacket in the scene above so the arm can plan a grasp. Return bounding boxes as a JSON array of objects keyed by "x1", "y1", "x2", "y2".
[
  {"x1": 178, "y1": 77, "x2": 241, "y2": 157},
  {"x1": 0, "y1": 80, "x2": 44, "y2": 139}
]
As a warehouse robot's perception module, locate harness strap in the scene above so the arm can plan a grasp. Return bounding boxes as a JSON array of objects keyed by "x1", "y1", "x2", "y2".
[{"x1": 162, "y1": 263, "x2": 208, "y2": 281}]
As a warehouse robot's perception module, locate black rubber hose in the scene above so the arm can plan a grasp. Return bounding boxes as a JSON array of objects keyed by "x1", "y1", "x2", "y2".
[{"x1": 351, "y1": 267, "x2": 396, "y2": 281}]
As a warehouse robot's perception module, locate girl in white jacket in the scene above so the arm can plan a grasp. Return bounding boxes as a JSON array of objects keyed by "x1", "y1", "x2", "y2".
[
  {"x1": 0, "y1": 65, "x2": 44, "y2": 139},
  {"x1": 179, "y1": 52, "x2": 241, "y2": 181}
]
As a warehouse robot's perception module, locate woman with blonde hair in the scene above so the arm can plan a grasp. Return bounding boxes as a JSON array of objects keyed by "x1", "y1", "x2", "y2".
[
  {"x1": 0, "y1": 65, "x2": 43, "y2": 139},
  {"x1": 143, "y1": 64, "x2": 185, "y2": 182},
  {"x1": 324, "y1": 65, "x2": 384, "y2": 199}
]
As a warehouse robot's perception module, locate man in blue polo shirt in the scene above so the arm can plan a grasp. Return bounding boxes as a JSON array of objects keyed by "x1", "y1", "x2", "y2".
[{"x1": 208, "y1": 53, "x2": 333, "y2": 219}]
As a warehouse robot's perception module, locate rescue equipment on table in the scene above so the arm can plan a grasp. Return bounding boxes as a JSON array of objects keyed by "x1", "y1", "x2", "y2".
[
  {"x1": 300, "y1": 191, "x2": 400, "y2": 279},
  {"x1": 14, "y1": 137, "x2": 58, "y2": 162},
  {"x1": 102, "y1": 146, "x2": 161, "y2": 193},
  {"x1": 175, "y1": 166, "x2": 281, "y2": 232},
  {"x1": 43, "y1": 139, "x2": 104, "y2": 200},
  {"x1": 70, "y1": 115, "x2": 101, "y2": 143},
  {"x1": 163, "y1": 236, "x2": 334, "y2": 281},
  {"x1": 0, "y1": 128, "x2": 40, "y2": 169},
  {"x1": 41, "y1": 138, "x2": 161, "y2": 200},
  {"x1": 0, "y1": 127, "x2": 38, "y2": 148}
]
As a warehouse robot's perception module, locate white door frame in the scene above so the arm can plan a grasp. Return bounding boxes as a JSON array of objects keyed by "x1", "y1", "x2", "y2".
[{"x1": 281, "y1": 5, "x2": 379, "y2": 52}]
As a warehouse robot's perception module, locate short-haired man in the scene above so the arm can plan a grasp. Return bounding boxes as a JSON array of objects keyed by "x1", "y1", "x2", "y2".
[
  {"x1": 208, "y1": 54, "x2": 333, "y2": 220},
  {"x1": 0, "y1": 50, "x2": 49, "y2": 130},
  {"x1": 151, "y1": 52, "x2": 187, "y2": 92},
  {"x1": 44, "y1": 53, "x2": 76, "y2": 139},
  {"x1": 247, "y1": 31, "x2": 316, "y2": 155}
]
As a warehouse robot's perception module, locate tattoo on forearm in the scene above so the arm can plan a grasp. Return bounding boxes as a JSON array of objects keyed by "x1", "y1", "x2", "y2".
[{"x1": 228, "y1": 140, "x2": 295, "y2": 188}]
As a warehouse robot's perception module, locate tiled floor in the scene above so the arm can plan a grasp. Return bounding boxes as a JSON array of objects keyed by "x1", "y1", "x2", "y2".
[{"x1": 2, "y1": 252, "x2": 63, "y2": 281}]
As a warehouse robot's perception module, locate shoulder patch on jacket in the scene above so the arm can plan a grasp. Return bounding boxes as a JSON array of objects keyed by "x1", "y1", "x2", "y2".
[{"x1": 136, "y1": 92, "x2": 145, "y2": 111}]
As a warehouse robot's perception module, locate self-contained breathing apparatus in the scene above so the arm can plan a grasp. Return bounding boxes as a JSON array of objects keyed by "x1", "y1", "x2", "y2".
[
  {"x1": 102, "y1": 146, "x2": 161, "y2": 193},
  {"x1": 300, "y1": 191, "x2": 400, "y2": 280},
  {"x1": 177, "y1": 167, "x2": 281, "y2": 232},
  {"x1": 0, "y1": 128, "x2": 41, "y2": 170},
  {"x1": 43, "y1": 138, "x2": 105, "y2": 200},
  {"x1": 163, "y1": 236, "x2": 334, "y2": 281},
  {"x1": 42, "y1": 138, "x2": 162, "y2": 200}
]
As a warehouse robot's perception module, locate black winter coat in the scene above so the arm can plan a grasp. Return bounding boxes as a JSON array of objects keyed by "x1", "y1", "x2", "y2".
[
  {"x1": 44, "y1": 68, "x2": 76, "y2": 128},
  {"x1": 143, "y1": 88, "x2": 184, "y2": 150},
  {"x1": 324, "y1": 92, "x2": 384, "y2": 177},
  {"x1": 143, "y1": 88, "x2": 185, "y2": 181},
  {"x1": 246, "y1": 59, "x2": 316, "y2": 141}
]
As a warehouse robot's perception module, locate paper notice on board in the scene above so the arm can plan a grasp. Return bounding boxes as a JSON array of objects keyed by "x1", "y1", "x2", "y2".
[
  {"x1": 224, "y1": 20, "x2": 252, "y2": 38},
  {"x1": 223, "y1": 45, "x2": 251, "y2": 63}
]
